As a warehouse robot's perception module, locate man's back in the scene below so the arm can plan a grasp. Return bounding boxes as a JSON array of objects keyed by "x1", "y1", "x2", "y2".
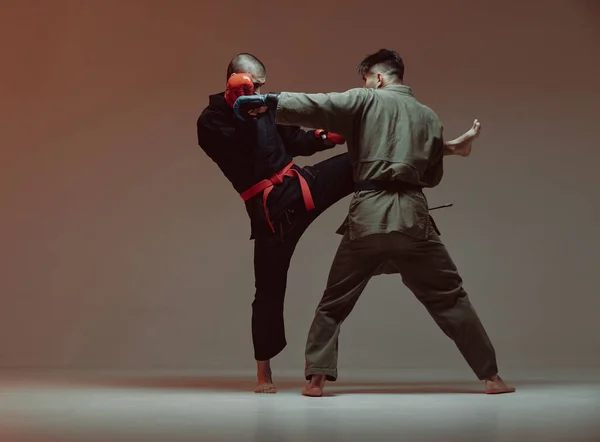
[
  {"x1": 344, "y1": 85, "x2": 444, "y2": 241},
  {"x1": 354, "y1": 85, "x2": 444, "y2": 185}
]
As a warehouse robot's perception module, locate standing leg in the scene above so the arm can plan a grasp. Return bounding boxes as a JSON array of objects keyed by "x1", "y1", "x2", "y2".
[
  {"x1": 303, "y1": 233, "x2": 385, "y2": 397},
  {"x1": 252, "y1": 222, "x2": 306, "y2": 393},
  {"x1": 388, "y1": 230, "x2": 515, "y2": 394},
  {"x1": 251, "y1": 153, "x2": 352, "y2": 393}
]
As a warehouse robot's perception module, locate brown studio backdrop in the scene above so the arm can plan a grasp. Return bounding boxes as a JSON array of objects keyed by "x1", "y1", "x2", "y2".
[{"x1": 0, "y1": 0, "x2": 598, "y2": 374}]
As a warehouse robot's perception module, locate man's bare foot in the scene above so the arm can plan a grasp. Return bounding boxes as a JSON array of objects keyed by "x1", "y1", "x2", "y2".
[
  {"x1": 301, "y1": 375, "x2": 326, "y2": 397},
  {"x1": 445, "y1": 119, "x2": 482, "y2": 157},
  {"x1": 484, "y1": 374, "x2": 516, "y2": 394},
  {"x1": 254, "y1": 360, "x2": 277, "y2": 393}
]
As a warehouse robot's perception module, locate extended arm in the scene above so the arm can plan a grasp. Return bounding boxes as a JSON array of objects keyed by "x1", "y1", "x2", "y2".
[{"x1": 234, "y1": 88, "x2": 368, "y2": 140}]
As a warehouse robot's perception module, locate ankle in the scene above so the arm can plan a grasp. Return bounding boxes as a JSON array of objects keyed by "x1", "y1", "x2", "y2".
[
  {"x1": 309, "y1": 374, "x2": 325, "y2": 385},
  {"x1": 256, "y1": 360, "x2": 271, "y2": 370}
]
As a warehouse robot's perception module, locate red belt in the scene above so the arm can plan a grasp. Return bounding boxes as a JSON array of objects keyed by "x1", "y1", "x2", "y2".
[{"x1": 240, "y1": 161, "x2": 315, "y2": 232}]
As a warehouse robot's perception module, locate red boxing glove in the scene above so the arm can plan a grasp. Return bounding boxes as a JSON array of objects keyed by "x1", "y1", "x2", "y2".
[
  {"x1": 225, "y1": 73, "x2": 255, "y2": 108},
  {"x1": 315, "y1": 129, "x2": 345, "y2": 145}
]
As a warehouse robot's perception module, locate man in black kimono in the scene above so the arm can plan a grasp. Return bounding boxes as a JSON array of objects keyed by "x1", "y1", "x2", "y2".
[{"x1": 197, "y1": 53, "x2": 351, "y2": 393}]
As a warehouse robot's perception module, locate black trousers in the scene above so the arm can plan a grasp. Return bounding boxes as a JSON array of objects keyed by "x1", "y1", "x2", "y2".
[
  {"x1": 304, "y1": 230, "x2": 499, "y2": 381},
  {"x1": 252, "y1": 153, "x2": 354, "y2": 361}
]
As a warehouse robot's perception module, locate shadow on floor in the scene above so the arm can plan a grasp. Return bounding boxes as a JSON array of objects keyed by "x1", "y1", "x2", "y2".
[
  {"x1": 2, "y1": 373, "x2": 587, "y2": 395},
  {"x1": 323, "y1": 385, "x2": 483, "y2": 395},
  {"x1": 21, "y1": 376, "x2": 491, "y2": 394}
]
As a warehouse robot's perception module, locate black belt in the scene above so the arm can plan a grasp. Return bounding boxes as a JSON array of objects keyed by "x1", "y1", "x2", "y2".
[
  {"x1": 354, "y1": 180, "x2": 423, "y2": 193},
  {"x1": 354, "y1": 180, "x2": 450, "y2": 235}
]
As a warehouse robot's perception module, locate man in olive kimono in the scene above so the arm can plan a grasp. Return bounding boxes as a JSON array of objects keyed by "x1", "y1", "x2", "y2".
[{"x1": 233, "y1": 49, "x2": 515, "y2": 397}]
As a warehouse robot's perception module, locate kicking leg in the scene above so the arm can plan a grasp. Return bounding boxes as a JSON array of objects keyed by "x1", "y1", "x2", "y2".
[{"x1": 306, "y1": 153, "x2": 354, "y2": 214}]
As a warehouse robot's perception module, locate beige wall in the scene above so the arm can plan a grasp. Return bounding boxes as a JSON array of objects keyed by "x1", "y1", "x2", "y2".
[{"x1": 1, "y1": 0, "x2": 599, "y2": 373}]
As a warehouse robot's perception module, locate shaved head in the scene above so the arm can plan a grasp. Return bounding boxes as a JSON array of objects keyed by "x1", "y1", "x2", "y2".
[{"x1": 226, "y1": 53, "x2": 267, "y2": 86}]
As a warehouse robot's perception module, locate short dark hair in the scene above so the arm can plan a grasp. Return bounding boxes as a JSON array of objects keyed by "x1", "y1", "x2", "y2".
[
  {"x1": 226, "y1": 53, "x2": 266, "y2": 80},
  {"x1": 357, "y1": 49, "x2": 404, "y2": 80}
]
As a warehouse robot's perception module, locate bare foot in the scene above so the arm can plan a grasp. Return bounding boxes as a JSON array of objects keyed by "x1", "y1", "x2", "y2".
[
  {"x1": 255, "y1": 360, "x2": 277, "y2": 394},
  {"x1": 446, "y1": 119, "x2": 482, "y2": 157},
  {"x1": 254, "y1": 382, "x2": 277, "y2": 393},
  {"x1": 484, "y1": 374, "x2": 516, "y2": 394},
  {"x1": 301, "y1": 375, "x2": 326, "y2": 397}
]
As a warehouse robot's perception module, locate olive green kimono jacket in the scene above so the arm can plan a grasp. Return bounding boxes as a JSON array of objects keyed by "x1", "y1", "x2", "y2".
[{"x1": 275, "y1": 85, "x2": 445, "y2": 241}]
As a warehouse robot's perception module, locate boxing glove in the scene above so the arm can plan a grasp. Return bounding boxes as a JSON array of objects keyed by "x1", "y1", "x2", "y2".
[
  {"x1": 225, "y1": 73, "x2": 255, "y2": 108},
  {"x1": 234, "y1": 93, "x2": 280, "y2": 120},
  {"x1": 315, "y1": 129, "x2": 345, "y2": 145}
]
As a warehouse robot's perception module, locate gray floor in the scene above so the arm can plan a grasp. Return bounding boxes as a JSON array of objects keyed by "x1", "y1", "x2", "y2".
[{"x1": 1, "y1": 371, "x2": 599, "y2": 442}]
